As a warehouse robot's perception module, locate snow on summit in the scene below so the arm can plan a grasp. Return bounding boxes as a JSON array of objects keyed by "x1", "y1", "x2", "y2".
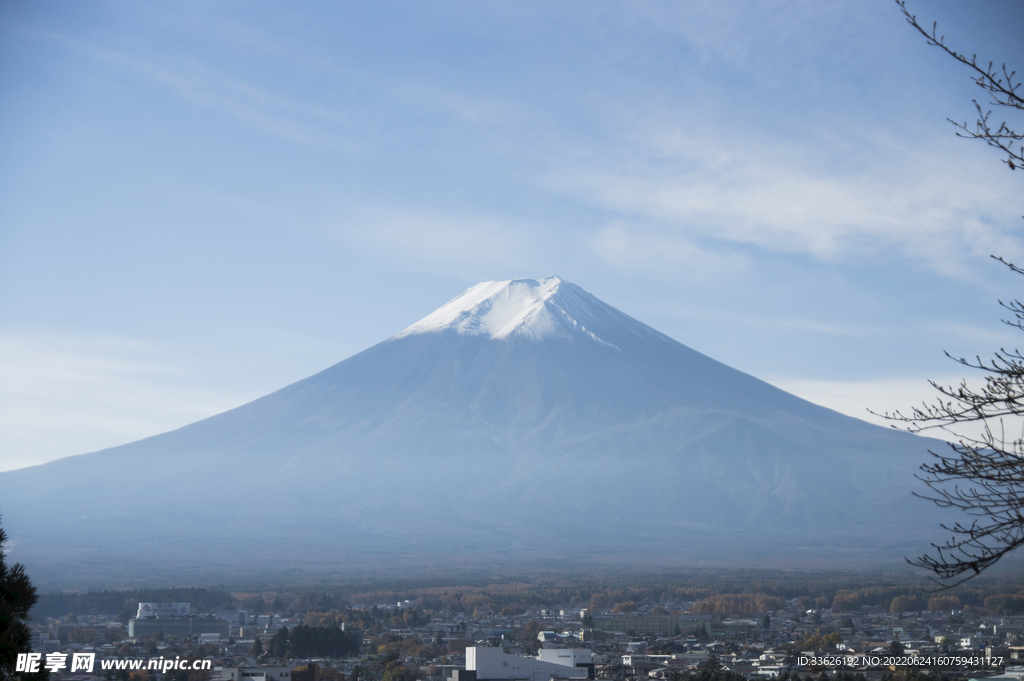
[{"x1": 395, "y1": 276, "x2": 639, "y2": 345}]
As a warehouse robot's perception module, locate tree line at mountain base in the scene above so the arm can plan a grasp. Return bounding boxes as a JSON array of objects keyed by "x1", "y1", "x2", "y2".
[{"x1": 31, "y1": 570, "x2": 1024, "y2": 622}]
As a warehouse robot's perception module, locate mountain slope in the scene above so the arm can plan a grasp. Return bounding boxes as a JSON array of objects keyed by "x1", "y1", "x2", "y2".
[{"x1": 0, "y1": 277, "x2": 943, "y2": 585}]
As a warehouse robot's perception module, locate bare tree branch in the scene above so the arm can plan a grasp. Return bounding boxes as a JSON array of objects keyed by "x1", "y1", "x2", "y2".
[
  {"x1": 887, "y1": 2, "x2": 1023, "y2": 588},
  {"x1": 896, "y1": 0, "x2": 1024, "y2": 171}
]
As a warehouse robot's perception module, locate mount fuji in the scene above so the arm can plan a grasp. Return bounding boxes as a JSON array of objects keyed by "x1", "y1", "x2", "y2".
[{"x1": 0, "y1": 277, "x2": 942, "y2": 586}]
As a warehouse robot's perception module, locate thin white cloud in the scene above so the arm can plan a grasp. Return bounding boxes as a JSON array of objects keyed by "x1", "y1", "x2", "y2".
[
  {"x1": 27, "y1": 27, "x2": 528, "y2": 156},
  {"x1": 588, "y1": 223, "x2": 749, "y2": 281},
  {"x1": 553, "y1": 129, "x2": 1023, "y2": 278},
  {"x1": 105, "y1": 54, "x2": 357, "y2": 151},
  {"x1": 387, "y1": 82, "x2": 524, "y2": 128},
  {"x1": 0, "y1": 333, "x2": 247, "y2": 472},
  {"x1": 920, "y1": 319, "x2": 1023, "y2": 350},
  {"x1": 769, "y1": 374, "x2": 1005, "y2": 444},
  {"x1": 20, "y1": 28, "x2": 359, "y2": 151},
  {"x1": 329, "y1": 206, "x2": 547, "y2": 275}
]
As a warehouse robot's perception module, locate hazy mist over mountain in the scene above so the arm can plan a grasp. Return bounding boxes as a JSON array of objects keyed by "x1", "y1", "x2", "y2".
[{"x1": 0, "y1": 277, "x2": 949, "y2": 588}]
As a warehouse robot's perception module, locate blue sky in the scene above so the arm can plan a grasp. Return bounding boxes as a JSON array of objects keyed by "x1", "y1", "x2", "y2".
[{"x1": 2, "y1": 0, "x2": 1022, "y2": 471}]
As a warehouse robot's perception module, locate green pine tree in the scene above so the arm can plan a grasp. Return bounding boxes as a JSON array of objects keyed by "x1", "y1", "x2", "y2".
[
  {"x1": 270, "y1": 627, "x2": 289, "y2": 658},
  {"x1": 0, "y1": 518, "x2": 40, "y2": 681}
]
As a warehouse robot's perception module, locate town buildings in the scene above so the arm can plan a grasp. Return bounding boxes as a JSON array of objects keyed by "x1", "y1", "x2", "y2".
[{"x1": 26, "y1": 599, "x2": 1024, "y2": 681}]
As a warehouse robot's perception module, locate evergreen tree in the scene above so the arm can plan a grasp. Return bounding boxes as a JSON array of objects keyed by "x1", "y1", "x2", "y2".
[
  {"x1": 252, "y1": 637, "x2": 263, "y2": 656},
  {"x1": 0, "y1": 518, "x2": 42, "y2": 681},
  {"x1": 270, "y1": 627, "x2": 289, "y2": 658}
]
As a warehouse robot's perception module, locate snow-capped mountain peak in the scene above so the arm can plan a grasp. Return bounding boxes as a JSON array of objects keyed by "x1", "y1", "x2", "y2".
[{"x1": 395, "y1": 275, "x2": 621, "y2": 344}]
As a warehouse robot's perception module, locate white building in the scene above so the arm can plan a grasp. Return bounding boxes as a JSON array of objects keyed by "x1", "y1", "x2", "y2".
[
  {"x1": 537, "y1": 650, "x2": 592, "y2": 669},
  {"x1": 621, "y1": 654, "x2": 648, "y2": 667},
  {"x1": 137, "y1": 603, "x2": 190, "y2": 619},
  {"x1": 29, "y1": 630, "x2": 58, "y2": 653},
  {"x1": 999, "y1": 621, "x2": 1024, "y2": 637},
  {"x1": 467, "y1": 647, "x2": 592, "y2": 681}
]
